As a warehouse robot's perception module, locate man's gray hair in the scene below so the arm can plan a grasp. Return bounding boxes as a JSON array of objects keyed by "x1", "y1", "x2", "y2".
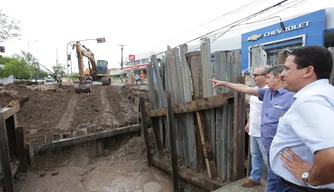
[
  {"x1": 255, "y1": 65, "x2": 271, "y2": 74},
  {"x1": 266, "y1": 64, "x2": 284, "y2": 77}
]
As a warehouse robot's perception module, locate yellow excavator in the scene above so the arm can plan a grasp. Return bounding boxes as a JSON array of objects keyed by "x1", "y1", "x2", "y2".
[{"x1": 74, "y1": 41, "x2": 111, "y2": 93}]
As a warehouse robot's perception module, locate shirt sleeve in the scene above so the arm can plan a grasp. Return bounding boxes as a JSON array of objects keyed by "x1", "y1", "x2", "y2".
[
  {"x1": 293, "y1": 100, "x2": 334, "y2": 154},
  {"x1": 257, "y1": 88, "x2": 267, "y2": 101}
]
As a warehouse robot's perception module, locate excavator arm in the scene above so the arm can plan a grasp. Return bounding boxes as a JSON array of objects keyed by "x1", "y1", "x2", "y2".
[
  {"x1": 81, "y1": 45, "x2": 97, "y2": 76},
  {"x1": 74, "y1": 41, "x2": 93, "y2": 93}
]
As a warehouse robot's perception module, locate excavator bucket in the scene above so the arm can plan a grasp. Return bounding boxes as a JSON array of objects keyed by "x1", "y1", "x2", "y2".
[{"x1": 73, "y1": 80, "x2": 93, "y2": 93}]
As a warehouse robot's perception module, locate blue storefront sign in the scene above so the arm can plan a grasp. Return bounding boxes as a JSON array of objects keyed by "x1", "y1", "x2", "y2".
[{"x1": 241, "y1": 9, "x2": 326, "y2": 70}]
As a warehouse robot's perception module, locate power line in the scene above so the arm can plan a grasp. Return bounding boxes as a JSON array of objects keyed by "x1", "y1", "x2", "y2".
[
  {"x1": 141, "y1": 0, "x2": 292, "y2": 59},
  {"x1": 150, "y1": 0, "x2": 270, "y2": 50},
  {"x1": 183, "y1": 0, "x2": 290, "y2": 45}
]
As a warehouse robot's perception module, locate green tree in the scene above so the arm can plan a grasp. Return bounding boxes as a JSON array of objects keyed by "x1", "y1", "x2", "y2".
[
  {"x1": 70, "y1": 72, "x2": 79, "y2": 79},
  {"x1": 52, "y1": 63, "x2": 66, "y2": 78},
  {"x1": 12, "y1": 51, "x2": 40, "y2": 79},
  {"x1": 0, "y1": 10, "x2": 21, "y2": 42},
  {"x1": 0, "y1": 56, "x2": 30, "y2": 79}
]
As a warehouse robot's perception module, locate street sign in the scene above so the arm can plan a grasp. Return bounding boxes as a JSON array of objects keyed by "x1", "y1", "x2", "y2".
[{"x1": 129, "y1": 54, "x2": 135, "y2": 61}]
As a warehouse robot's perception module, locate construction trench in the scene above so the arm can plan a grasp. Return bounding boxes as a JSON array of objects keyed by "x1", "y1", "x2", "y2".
[{"x1": 0, "y1": 82, "x2": 210, "y2": 192}]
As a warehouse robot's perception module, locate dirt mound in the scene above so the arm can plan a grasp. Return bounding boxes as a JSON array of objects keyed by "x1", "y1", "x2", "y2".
[{"x1": 0, "y1": 83, "x2": 143, "y2": 143}]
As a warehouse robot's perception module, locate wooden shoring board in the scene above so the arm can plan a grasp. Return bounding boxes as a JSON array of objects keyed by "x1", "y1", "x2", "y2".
[
  {"x1": 147, "y1": 92, "x2": 234, "y2": 118},
  {"x1": 0, "y1": 114, "x2": 14, "y2": 192},
  {"x1": 140, "y1": 97, "x2": 152, "y2": 166},
  {"x1": 146, "y1": 65, "x2": 163, "y2": 153},
  {"x1": 186, "y1": 51, "x2": 204, "y2": 172},
  {"x1": 200, "y1": 38, "x2": 216, "y2": 177},
  {"x1": 180, "y1": 44, "x2": 197, "y2": 169},
  {"x1": 33, "y1": 125, "x2": 141, "y2": 152},
  {"x1": 166, "y1": 46, "x2": 182, "y2": 157},
  {"x1": 187, "y1": 50, "x2": 217, "y2": 178},
  {"x1": 151, "y1": 55, "x2": 167, "y2": 150},
  {"x1": 173, "y1": 47, "x2": 186, "y2": 161},
  {"x1": 151, "y1": 157, "x2": 224, "y2": 191},
  {"x1": 166, "y1": 91, "x2": 180, "y2": 191},
  {"x1": 232, "y1": 76, "x2": 245, "y2": 181},
  {"x1": 214, "y1": 51, "x2": 229, "y2": 179}
]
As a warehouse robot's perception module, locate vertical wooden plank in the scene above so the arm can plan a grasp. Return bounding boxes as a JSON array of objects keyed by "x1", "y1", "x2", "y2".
[
  {"x1": 233, "y1": 76, "x2": 246, "y2": 181},
  {"x1": 146, "y1": 65, "x2": 163, "y2": 153},
  {"x1": 186, "y1": 51, "x2": 204, "y2": 172},
  {"x1": 96, "y1": 139, "x2": 104, "y2": 156},
  {"x1": 5, "y1": 116, "x2": 17, "y2": 157},
  {"x1": 214, "y1": 51, "x2": 228, "y2": 179},
  {"x1": 161, "y1": 55, "x2": 170, "y2": 149},
  {"x1": 200, "y1": 37, "x2": 213, "y2": 97},
  {"x1": 140, "y1": 97, "x2": 152, "y2": 167},
  {"x1": 227, "y1": 102, "x2": 234, "y2": 181},
  {"x1": 329, "y1": 47, "x2": 334, "y2": 86},
  {"x1": 166, "y1": 91, "x2": 179, "y2": 192},
  {"x1": 201, "y1": 38, "x2": 215, "y2": 152},
  {"x1": 0, "y1": 115, "x2": 14, "y2": 192},
  {"x1": 173, "y1": 48, "x2": 186, "y2": 161},
  {"x1": 15, "y1": 126, "x2": 27, "y2": 172},
  {"x1": 167, "y1": 46, "x2": 182, "y2": 157},
  {"x1": 152, "y1": 55, "x2": 167, "y2": 149},
  {"x1": 180, "y1": 44, "x2": 197, "y2": 169}
]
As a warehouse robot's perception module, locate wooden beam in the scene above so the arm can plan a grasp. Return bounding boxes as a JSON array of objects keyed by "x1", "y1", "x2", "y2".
[
  {"x1": 16, "y1": 126, "x2": 27, "y2": 172},
  {"x1": 0, "y1": 103, "x2": 20, "y2": 121},
  {"x1": 151, "y1": 157, "x2": 224, "y2": 191},
  {"x1": 147, "y1": 92, "x2": 234, "y2": 117},
  {"x1": 166, "y1": 91, "x2": 180, "y2": 192},
  {"x1": 196, "y1": 111, "x2": 217, "y2": 179},
  {"x1": 33, "y1": 124, "x2": 140, "y2": 152},
  {"x1": 232, "y1": 76, "x2": 246, "y2": 181},
  {"x1": 0, "y1": 115, "x2": 14, "y2": 192},
  {"x1": 140, "y1": 97, "x2": 152, "y2": 166}
]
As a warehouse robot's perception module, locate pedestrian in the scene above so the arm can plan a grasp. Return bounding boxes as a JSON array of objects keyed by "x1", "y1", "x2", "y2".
[
  {"x1": 140, "y1": 71, "x2": 144, "y2": 85},
  {"x1": 270, "y1": 46, "x2": 334, "y2": 191},
  {"x1": 241, "y1": 65, "x2": 269, "y2": 187},
  {"x1": 135, "y1": 73, "x2": 140, "y2": 85},
  {"x1": 210, "y1": 64, "x2": 294, "y2": 192}
]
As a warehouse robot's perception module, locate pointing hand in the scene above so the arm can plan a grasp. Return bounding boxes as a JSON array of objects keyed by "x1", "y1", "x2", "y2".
[{"x1": 209, "y1": 79, "x2": 226, "y2": 88}]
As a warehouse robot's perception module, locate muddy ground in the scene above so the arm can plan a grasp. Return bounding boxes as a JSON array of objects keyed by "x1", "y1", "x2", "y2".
[{"x1": 0, "y1": 83, "x2": 208, "y2": 192}]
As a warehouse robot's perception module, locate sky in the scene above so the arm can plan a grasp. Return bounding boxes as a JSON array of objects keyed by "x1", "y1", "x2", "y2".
[{"x1": 1, "y1": 0, "x2": 334, "y2": 73}]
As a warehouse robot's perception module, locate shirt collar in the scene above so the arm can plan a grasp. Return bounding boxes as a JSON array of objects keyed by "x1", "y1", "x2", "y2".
[
  {"x1": 272, "y1": 87, "x2": 287, "y2": 95},
  {"x1": 293, "y1": 79, "x2": 329, "y2": 99}
]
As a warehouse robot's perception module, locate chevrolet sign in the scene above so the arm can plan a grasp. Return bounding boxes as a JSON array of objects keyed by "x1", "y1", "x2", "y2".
[
  {"x1": 247, "y1": 34, "x2": 263, "y2": 41},
  {"x1": 247, "y1": 21, "x2": 311, "y2": 42}
]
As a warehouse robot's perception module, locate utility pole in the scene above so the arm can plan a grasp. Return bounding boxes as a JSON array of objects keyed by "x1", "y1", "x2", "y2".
[{"x1": 119, "y1": 44, "x2": 126, "y2": 83}]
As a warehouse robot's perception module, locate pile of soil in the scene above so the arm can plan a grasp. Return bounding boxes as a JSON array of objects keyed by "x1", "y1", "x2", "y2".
[{"x1": 0, "y1": 84, "x2": 142, "y2": 143}]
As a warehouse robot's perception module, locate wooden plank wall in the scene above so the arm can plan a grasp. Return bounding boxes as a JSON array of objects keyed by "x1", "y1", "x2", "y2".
[
  {"x1": 329, "y1": 47, "x2": 334, "y2": 86},
  {"x1": 145, "y1": 40, "x2": 245, "y2": 182}
]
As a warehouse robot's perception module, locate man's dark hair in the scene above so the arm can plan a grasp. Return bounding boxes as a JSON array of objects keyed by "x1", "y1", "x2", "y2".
[
  {"x1": 289, "y1": 46, "x2": 333, "y2": 79},
  {"x1": 266, "y1": 64, "x2": 284, "y2": 77}
]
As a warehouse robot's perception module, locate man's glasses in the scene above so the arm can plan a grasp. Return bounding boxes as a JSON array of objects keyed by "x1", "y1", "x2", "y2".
[{"x1": 253, "y1": 73, "x2": 266, "y2": 77}]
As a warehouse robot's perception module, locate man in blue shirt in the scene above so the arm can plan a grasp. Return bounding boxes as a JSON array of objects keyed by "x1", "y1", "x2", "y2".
[
  {"x1": 210, "y1": 65, "x2": 294, "y2": 192},
  {"x1": 270, "y1": 46, "x2": 334, "y2": 191}
]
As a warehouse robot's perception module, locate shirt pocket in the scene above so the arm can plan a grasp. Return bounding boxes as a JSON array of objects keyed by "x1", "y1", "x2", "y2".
[{"x1": 267, "y1": 106, "x2": 284, "y2": 121}]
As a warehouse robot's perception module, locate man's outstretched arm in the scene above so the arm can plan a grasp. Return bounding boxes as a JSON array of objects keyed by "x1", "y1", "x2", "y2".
[{"x1": 210, "y1": 79, "x2": 259, "y2": 97}]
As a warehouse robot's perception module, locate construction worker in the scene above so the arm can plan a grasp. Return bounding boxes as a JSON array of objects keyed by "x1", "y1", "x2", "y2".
[{"x1": 140, "y1": 71, "x2": 144, "y2": 85}]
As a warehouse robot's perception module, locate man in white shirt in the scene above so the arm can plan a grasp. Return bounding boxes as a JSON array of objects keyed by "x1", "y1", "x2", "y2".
[
  {"x1": 270, "y1": 46, "x2": 334, "y2": 191},
  {"x1": 241, "y1": 65, "x2": 270, "y2": 187}
]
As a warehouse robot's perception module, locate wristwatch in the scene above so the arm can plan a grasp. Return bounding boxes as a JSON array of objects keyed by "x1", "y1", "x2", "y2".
[{"x1": 301, "y1": 172, "x2": 320, "y2": 188}]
